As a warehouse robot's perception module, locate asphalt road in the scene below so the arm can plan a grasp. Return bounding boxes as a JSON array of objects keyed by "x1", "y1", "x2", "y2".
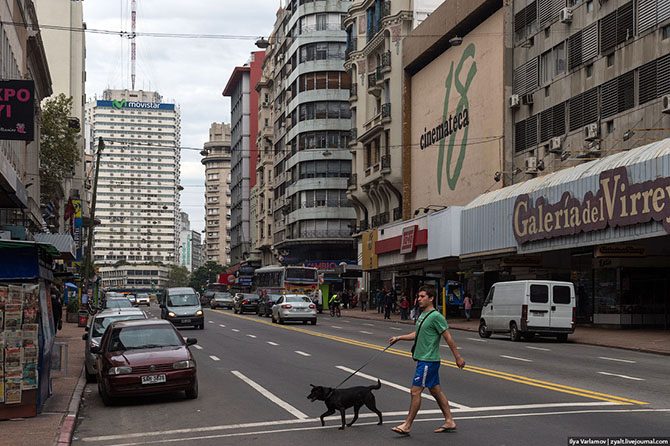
[{"x1": 72, "y1": 304, "x2": 670, "y2": 446}]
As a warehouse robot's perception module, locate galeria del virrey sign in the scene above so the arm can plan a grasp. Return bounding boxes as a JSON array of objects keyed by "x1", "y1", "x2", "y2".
[{"x1": 513, "y1": 167, "x2": 670, "y2": 244}]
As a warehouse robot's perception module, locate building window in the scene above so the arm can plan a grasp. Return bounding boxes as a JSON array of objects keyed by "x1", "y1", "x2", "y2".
[
  {"x1": 585, "y1": 63, "x2": 593, "y2": 77},
  {"x1": 544, "y1": 86, "x2": 550, "y2": 97},
  {"x1": 663, "y1": 24, "x2": 670, "y2": 40},
  {"x1": 586, "y1": 0, "x2": 593, "y2": 13},
  {"x1": 607, "y1": 53, "x2": 615, "y2": 67},
  {"x1": 606, "y1": 120, "x2": 614, "y2": 134}
]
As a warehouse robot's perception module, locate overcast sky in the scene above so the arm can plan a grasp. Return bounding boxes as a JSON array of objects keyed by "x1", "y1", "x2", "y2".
[{"x1": 81, "y1": 1, "x2": 278, "y2": 232}]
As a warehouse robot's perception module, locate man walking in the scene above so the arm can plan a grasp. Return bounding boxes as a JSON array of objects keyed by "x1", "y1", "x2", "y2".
[
  {"x1": 463, "y1": 293, "x2": 473, "y2": 321},
  {"x1": 388, "y1": 285, "x2": 465, "y2": 435}
]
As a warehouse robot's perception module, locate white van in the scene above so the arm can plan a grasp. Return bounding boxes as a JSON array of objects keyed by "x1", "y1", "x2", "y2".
[{"x1": 478, "y1": 280, "x2": 575, "y2": 342}]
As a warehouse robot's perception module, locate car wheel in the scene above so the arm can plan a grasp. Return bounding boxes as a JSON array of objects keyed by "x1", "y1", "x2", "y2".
[
  {"x1": 509, "y1": 322, "x2": 521, "y2": 342},
  {"x1": 86, "y1": 369, "x2": 97, "y2": 383},
  {"x1": 234, "y1": 308, "x2": 238, "y2": 314},
  {"x1": 271, "y1": 313, "x2": 277, "y2": 323},
  {"x1": 199, "y1": 323, "x2": 205, "y2": 330},
  {"x1": 556, "y1": 333, "x2": 568, "y2": 342},
  {"x1": 302, "y1": 320, "x2": 308, "y2": 325},
  {"x1": 478, "y1": 321, "x2": 492, "y2": 338},
  {"x1": 278, "y1": 315, "x2": 285, "y2": 324},
  {"x1": 99, "y1": 381, "x2": 115, "y2": 406},
  {"x1": 185, "y1": 379, "x2": 199, "y2": 399},
  {"x1": 311, "y1": 319, "x2": 317, "y2": 326}
]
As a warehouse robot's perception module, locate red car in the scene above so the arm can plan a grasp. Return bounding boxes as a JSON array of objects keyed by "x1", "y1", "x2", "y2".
[{"x1": 92, "y1": 319, "x2": 198, "y2": 406}]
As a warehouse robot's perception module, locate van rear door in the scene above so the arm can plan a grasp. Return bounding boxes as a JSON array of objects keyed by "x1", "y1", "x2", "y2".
[
  {"x1": 527, "y1": 283, "x2": 550, "y2": 328},
  {"x1": 550, "y1": 284, "x2": 574, "y2": 330}
]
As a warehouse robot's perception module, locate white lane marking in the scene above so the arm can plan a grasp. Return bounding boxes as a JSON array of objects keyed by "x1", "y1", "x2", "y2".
[
  {"x1": 78, "y1": 403, "x2": 635, "y2": 443},
  {"x1": 294, "y1": 350, "x2": 311, "y2": 357},
  {"x1": 467, "y1": 337, "x2": 487, "y2": 342},
  {"x1": 341, "y1": 320, "x2": 351, "y2": 323},
  {"x1": 231, "y1": 370, "x2": 309, "y2": 419},
  {"x1": 500, "y1": 355, "x2": 533, "y2": 362},
  {"x1": 209, "y1": 355, "x2": 220, "y2": 361},
  {"x1": 267, "y1": 341, "x2": 279, "y2": 346},
  {"x1": 598, "y1": 371, "x2": 644, "y2": 381},
  {"x1": 331, "y1": 326, "x2": 342, "y2": 329},
  {"x1": 232, "y1": 329, "x2": 240, "y2": 332},
  {"x1": 208, "y1": 320, "x2": 214, "y2": 324},
  {"x1": 526, "y1": 346, "x2": 551, "y2": 352},
  {"x1": 193, "y1": 345, "x2": 203, "y2": 350},
  {"x1": 219, "y1": 324, "x2": 226, "y2": 328},
  {"x1": 598, "y1": 356, "x2": 636, "y2": 364},
  {"x1": 360, "y1": 330, "x2": 373, "y2": 335},
  {"x1": 335, "y1": 366, "x2": 469, "y2": 409},
  {"x1": 390, "y1": 327, "x2": 403, "y2": 331},
  {"x1": 363, "y1": 323, "x2": 375, "y2": 327},
  {"x1": 247, "y1": 334, "x2": 257, "y2": 338}
]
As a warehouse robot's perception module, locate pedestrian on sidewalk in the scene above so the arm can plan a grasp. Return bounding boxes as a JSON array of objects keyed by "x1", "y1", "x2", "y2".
[
  {"x1": 376, "y1": 288, "x2": 385, "y2": 314},
  {"x1": 360, "y1": 289, "x2": 368, "y2": 312},
  {"x1": 383, "y1": 289, "x2": 394, "y2": 320},
  {"x1": 388, "y1": 285, "x2": 465, "y2": 436},
  {"x1": 463, "y1": 293, "x2": 473, "y2": 321},
  {"x1": 412, "y1": 294, "x2": 422, "y2": 321},
  {"x1": 399, "y1": 295, "x2": 410, "y2": 320}
]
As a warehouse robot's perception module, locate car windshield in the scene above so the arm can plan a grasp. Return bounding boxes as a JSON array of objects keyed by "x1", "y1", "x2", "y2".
[
  {"x1": 168, "y1": 294, "x2": 199, "y2": 307},
  {"x1": 214, "y1": 293, "x2": 232, "y2": 299},
  {"x1": 107, "y1": 326, "x2": 183, "y2": 351},
  {"x1": 241, "y1": 294, "x2": 258, "y2": 301},
  {"x1": 93, "y1": 315, "x2": 145, "y2": 338},
  {"x1": 285, "y1": 295, "x2": 311, "y2": 303},
  {"x1": 106, "y1": 299, "x2": 133, "y2": 309}
]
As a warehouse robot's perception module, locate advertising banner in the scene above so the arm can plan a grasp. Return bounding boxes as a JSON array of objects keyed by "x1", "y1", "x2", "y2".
[{"x1": 0, "y1": 80, "x2": 35, "y2": 141}]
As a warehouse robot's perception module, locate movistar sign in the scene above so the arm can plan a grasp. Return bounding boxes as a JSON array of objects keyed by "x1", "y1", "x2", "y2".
[{"x1": 96, "y1": 100, "x2": 175, "y2": 111}]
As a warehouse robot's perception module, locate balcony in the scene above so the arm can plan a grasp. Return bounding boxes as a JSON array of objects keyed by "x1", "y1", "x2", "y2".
[
  {"x1": 381, "y1": 154, "x2": 391, "y2": 173},
  {"x1": 348, "y1": 128, "x2": 357, "y2": 147},
  {"x1": 347, "y1": 173, "x2": 357, "y2": 190},
  {"x1": 393, "y1": 206, "x2": 402, "y2": 221},
  {"x1": 381, "y1": 51, "x2": 391, "y2": 74},
  {"x1": 371, "y1": 212, "x2": 390, "y2": 228},
  {"x1": 381, "y1": 103, "x2": 391, "y2": 124},
  {"x1": 367, "y1": 73, "x2": 381, "y2": 95},
  {"x1": 349, "y1": 83, "x2": 358, "y2": 102}
]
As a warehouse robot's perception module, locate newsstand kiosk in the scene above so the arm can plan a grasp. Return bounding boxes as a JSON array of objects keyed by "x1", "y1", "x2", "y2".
[{"x1": 0, "y1": 240, "x2": 57, "y2": 419}]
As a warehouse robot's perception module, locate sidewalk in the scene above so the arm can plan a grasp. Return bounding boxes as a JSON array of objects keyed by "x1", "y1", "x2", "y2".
[
  {"x1": 339, "y1": 307, "x2": 670, "y2": 356},
  {"x1": 0, "y1": 318, "x2": 86, "y2": 446}
]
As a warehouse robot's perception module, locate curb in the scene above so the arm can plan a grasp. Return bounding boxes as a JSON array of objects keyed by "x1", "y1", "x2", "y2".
[{"x1": 55, "y1": 367, "x2": 86, "y2": 446}]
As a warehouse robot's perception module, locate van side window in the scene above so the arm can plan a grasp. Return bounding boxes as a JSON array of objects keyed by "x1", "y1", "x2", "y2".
[
  {"x1": 529, "y1": 284, "x2": 549, "y2": 303},
  {"x1": 483, "y1": 287, "x2": 494, "y2": 306},
  {"x1": 553, "y1": 285, "x2": 571, "y2": 304}
]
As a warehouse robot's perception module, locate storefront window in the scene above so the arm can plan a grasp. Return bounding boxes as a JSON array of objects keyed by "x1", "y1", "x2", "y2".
[{"x1": 594, "y1": 268, "x2": 619, "y2": 314}]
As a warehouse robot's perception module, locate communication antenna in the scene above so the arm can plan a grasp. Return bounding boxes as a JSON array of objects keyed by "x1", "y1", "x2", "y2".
[{"x1": 130, "y1": 0, "x2": 137, "y2": 90}]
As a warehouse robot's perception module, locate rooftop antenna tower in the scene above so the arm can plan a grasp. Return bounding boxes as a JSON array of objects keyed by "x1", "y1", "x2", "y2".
[{"x1": 130, "y1": 0, "x2": 137, "y2": 90}]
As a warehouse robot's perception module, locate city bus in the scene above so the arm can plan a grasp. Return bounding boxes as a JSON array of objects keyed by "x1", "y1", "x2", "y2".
[{"x1": 254, "y1": 265, "x2": 319, "y2": 297}]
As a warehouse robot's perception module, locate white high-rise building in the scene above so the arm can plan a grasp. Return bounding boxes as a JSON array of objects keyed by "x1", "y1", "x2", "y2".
[{"x1": 86, "y1": 89, "x2": 181, "y2": 291}]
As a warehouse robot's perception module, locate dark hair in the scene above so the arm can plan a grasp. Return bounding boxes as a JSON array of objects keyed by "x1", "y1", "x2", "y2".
[{"x1": 418, "y1": 285, "x2": 436, "y2": 300}]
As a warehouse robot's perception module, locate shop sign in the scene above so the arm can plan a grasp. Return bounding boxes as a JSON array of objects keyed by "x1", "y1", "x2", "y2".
[
  {"x1": 96, "y1": 100, "x2": 175, "y2": 111},
  {"x1": 399, "y1": 225, "x2": 418, "y2": 254},
  {"x1": 501, "y1": 255, "x2": 542, "y2": 267},
  {"x1": 0, "y1": 80, "x2": 34, "y2": 141},
  {"x1": 594, "y1": 245, "x2": 646, "y2": 258},
  {"x1": 513, "y1": 167, "x2": 670, "y2": 244}
]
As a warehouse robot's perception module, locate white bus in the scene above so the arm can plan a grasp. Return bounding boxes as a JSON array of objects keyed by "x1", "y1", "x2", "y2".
[{"x1": 254, "y1": 265, "x2": 319, "y2": 297}]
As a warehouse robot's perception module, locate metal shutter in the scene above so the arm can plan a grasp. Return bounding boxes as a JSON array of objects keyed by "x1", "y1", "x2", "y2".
[
  {"x1": 526, "y1": 58, "x2": 539, "y2": 92},
  {"x1": 526, "y1": 114, "x2": 538, "y2": 149},
  {"x1": 639, "y1": 59, "x2": 658, "y2": 104},
  {"x1": 583, "y1": 88, "x2": 598, "y2": 125},
  {"x1": 618, "y1": 71, "x2": 635, "y2": 112},
  {"x1": 637, "y1": 0, "x2": 657, "y2": 34},
  {"x1": 600, "y1": 11, "x2": 617, "y2": 53},
  {"x1": 658, "y1": 53, "x2": 670, "y2": 96},
  {"x1": 659, "y1": 0, "x2": 670, "y2": 22},
  {"x1": 569, "y1": 32, "x2": 582, "y2": 70},
  {"x1": 539, "y1": 0, "x2": 553, "y2": 25},
  {"x1": 569, "y1": 93, "x2": 584, "y2": 131},
  {"x1": 527, "y1": 1, "x2": 538, "y2": 24},
  {"x1": 552, "y1": 0, "x2": 566, "y2": 20},
  {"x1": 552, "y1": 102, "x2": 566, "y2": 136},
  {"x1": 515, "y1": 7, "x2": 526, "y2": 33},
  {"x1": 515, "y1": 120, "x2": 527, "y2": 152},
  {"x1": 617, "y1": 2, "x2": 634, "y2": 45},
  {"x1": 601, "y1": 77, "x2": 619, "y2": 118},
  {"x1": 540, "y1": 108, "x2": 553, "y2": 142},
  {"x1": 582, "y1": 23, "x2": 598, "y2": 62}
]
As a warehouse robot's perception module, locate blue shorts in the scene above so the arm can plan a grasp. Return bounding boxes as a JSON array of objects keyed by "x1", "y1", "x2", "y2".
[{"x1": 412, "y1": 361, "x2": 440, "y2": 388}]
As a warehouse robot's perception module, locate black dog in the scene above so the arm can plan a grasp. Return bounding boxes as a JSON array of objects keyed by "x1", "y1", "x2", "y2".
[{"x1": 307, "y1": 380, "x2": 383, "y2": 430}]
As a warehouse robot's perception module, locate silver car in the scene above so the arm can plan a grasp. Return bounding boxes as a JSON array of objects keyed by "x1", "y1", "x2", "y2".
[
  {"x1": 271, "y1": 294, "x2": 317, "y2": 325},
  {"x1": 82, "y1": 308, "x2": 147, "y2": 382},
  {"x1": 135, "y1": 293, "x2": 151, "y2": 306}
]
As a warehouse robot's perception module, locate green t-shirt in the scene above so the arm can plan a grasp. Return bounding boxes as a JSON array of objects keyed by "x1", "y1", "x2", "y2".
[{"x1": 413, "y1": 310, "x2": 448, "y2": 362}]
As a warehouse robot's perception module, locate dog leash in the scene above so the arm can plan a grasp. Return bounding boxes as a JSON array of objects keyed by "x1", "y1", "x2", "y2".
[{"x1": 326, "y1": 343, "x2": 393, "y2": 398}]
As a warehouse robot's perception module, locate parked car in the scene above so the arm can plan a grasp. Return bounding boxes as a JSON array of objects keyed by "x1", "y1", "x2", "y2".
[
  {"x1": 104, "y1": 298, "x2": 134, "y2": 309},
  {"x1": 257, "y1": 294, "x2": 282, "y2": 317},
  {"x1": 233, "y1": 293, "x2": 260, "y2": 314},
  {"x1": 126, "y1": 294, "x2": 137, "y2": 305},
  {"x1": 271, "y1": 294, "x2": 317, "y2": 325},
  {"x1": 160, "y1": 287, "x2": 204, "y2": 329},
  {"x1": 82, "y1": 308, "x2": 147, "y2": 382},
  {"x1": 92, "y1": 319, "x2": 198, "y2": 406},
  {"x1": 210, "y1": 292, "x2": 234, "y2": 309},
  {"x1": 479, "y1": 280, "x2": 576, "y2": 342},
  {"x1": 134, "y1": 293, "x2": 150, "y2": 306},
  {"x1": 201, "y1": 290, "x2": 215, "y2": 307}
]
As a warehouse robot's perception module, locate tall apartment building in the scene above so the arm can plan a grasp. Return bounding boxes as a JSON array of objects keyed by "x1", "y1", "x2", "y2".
[
  {"x1": 223, "y1": 52, "x2": 265, "y2": 266},
  {"x1": 190, "y1": 229, "x2": 204, "y2": 270},
  {"x1": 511, "y1": 0, "x2": 670, "y2": 177},
  {"x1": 268, "y1": 0, "x2": 356, "y2": 268},
  {"x1": 201, "y1": 122, "x2": 232, "y2": 265},
  {"x1": 86, "y1": 89, "x2": 181, "y2": 290}
]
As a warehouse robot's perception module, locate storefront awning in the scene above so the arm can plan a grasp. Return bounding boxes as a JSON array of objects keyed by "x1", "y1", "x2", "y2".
[{"x1": 33, "y1": 233, "x2": 76, "y2": 260}]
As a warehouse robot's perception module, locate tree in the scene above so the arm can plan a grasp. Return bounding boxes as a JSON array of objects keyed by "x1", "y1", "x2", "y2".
[
  {"x1": 167, "y1": 265, "x2": 190, "y2": 288},
  {"x1": 188, "y1": 261, "x2": 226, "y2": 293},
  {"x1": 39, "y1": 94, "x2": 80, "y2": 202}
]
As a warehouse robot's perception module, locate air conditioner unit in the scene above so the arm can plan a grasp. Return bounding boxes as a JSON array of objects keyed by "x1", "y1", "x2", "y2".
[
  {"x1": 662, "y1": 94, "x2": 670, "y2": 114},
  {"x1": 509, "y1": 94, "x2": 520, "y2": 108},
  {"x1": 522, "y1": 93, "x2": 534, "y2": 105},
  {"x1": 549, "y1": 137, "x2": 563, "y2": 153},
  {"x1": 560, "y1": 7, "x2": 573, "y2": 23},
  {"x1": 584, "y1": 123, "x2": 600, "y2": 141},
  {"x1": 525, "y1": 156, "x2": 538, "y2": 174}
]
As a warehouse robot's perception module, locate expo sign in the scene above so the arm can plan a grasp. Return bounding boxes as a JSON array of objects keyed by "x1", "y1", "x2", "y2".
[{"x1": 0, "y1": 80, "x2": 34, "y2": 141}]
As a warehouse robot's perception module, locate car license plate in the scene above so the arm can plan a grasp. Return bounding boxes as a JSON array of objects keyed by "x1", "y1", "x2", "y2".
[
  {"x1": 181, "y1": 318, "x2": 191, "y2": 323},
  {"x1": 141, "y1": 374, "x2": 166, "y2": 385}
]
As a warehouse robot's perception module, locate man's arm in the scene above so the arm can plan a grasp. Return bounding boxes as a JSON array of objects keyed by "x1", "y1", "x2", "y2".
[
  {"x1": 442, "y1": 329, "x2": 466, "y2": 369},
  {"x1": 388, "y1": 331, "x2": 416, "y2": 345}
]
